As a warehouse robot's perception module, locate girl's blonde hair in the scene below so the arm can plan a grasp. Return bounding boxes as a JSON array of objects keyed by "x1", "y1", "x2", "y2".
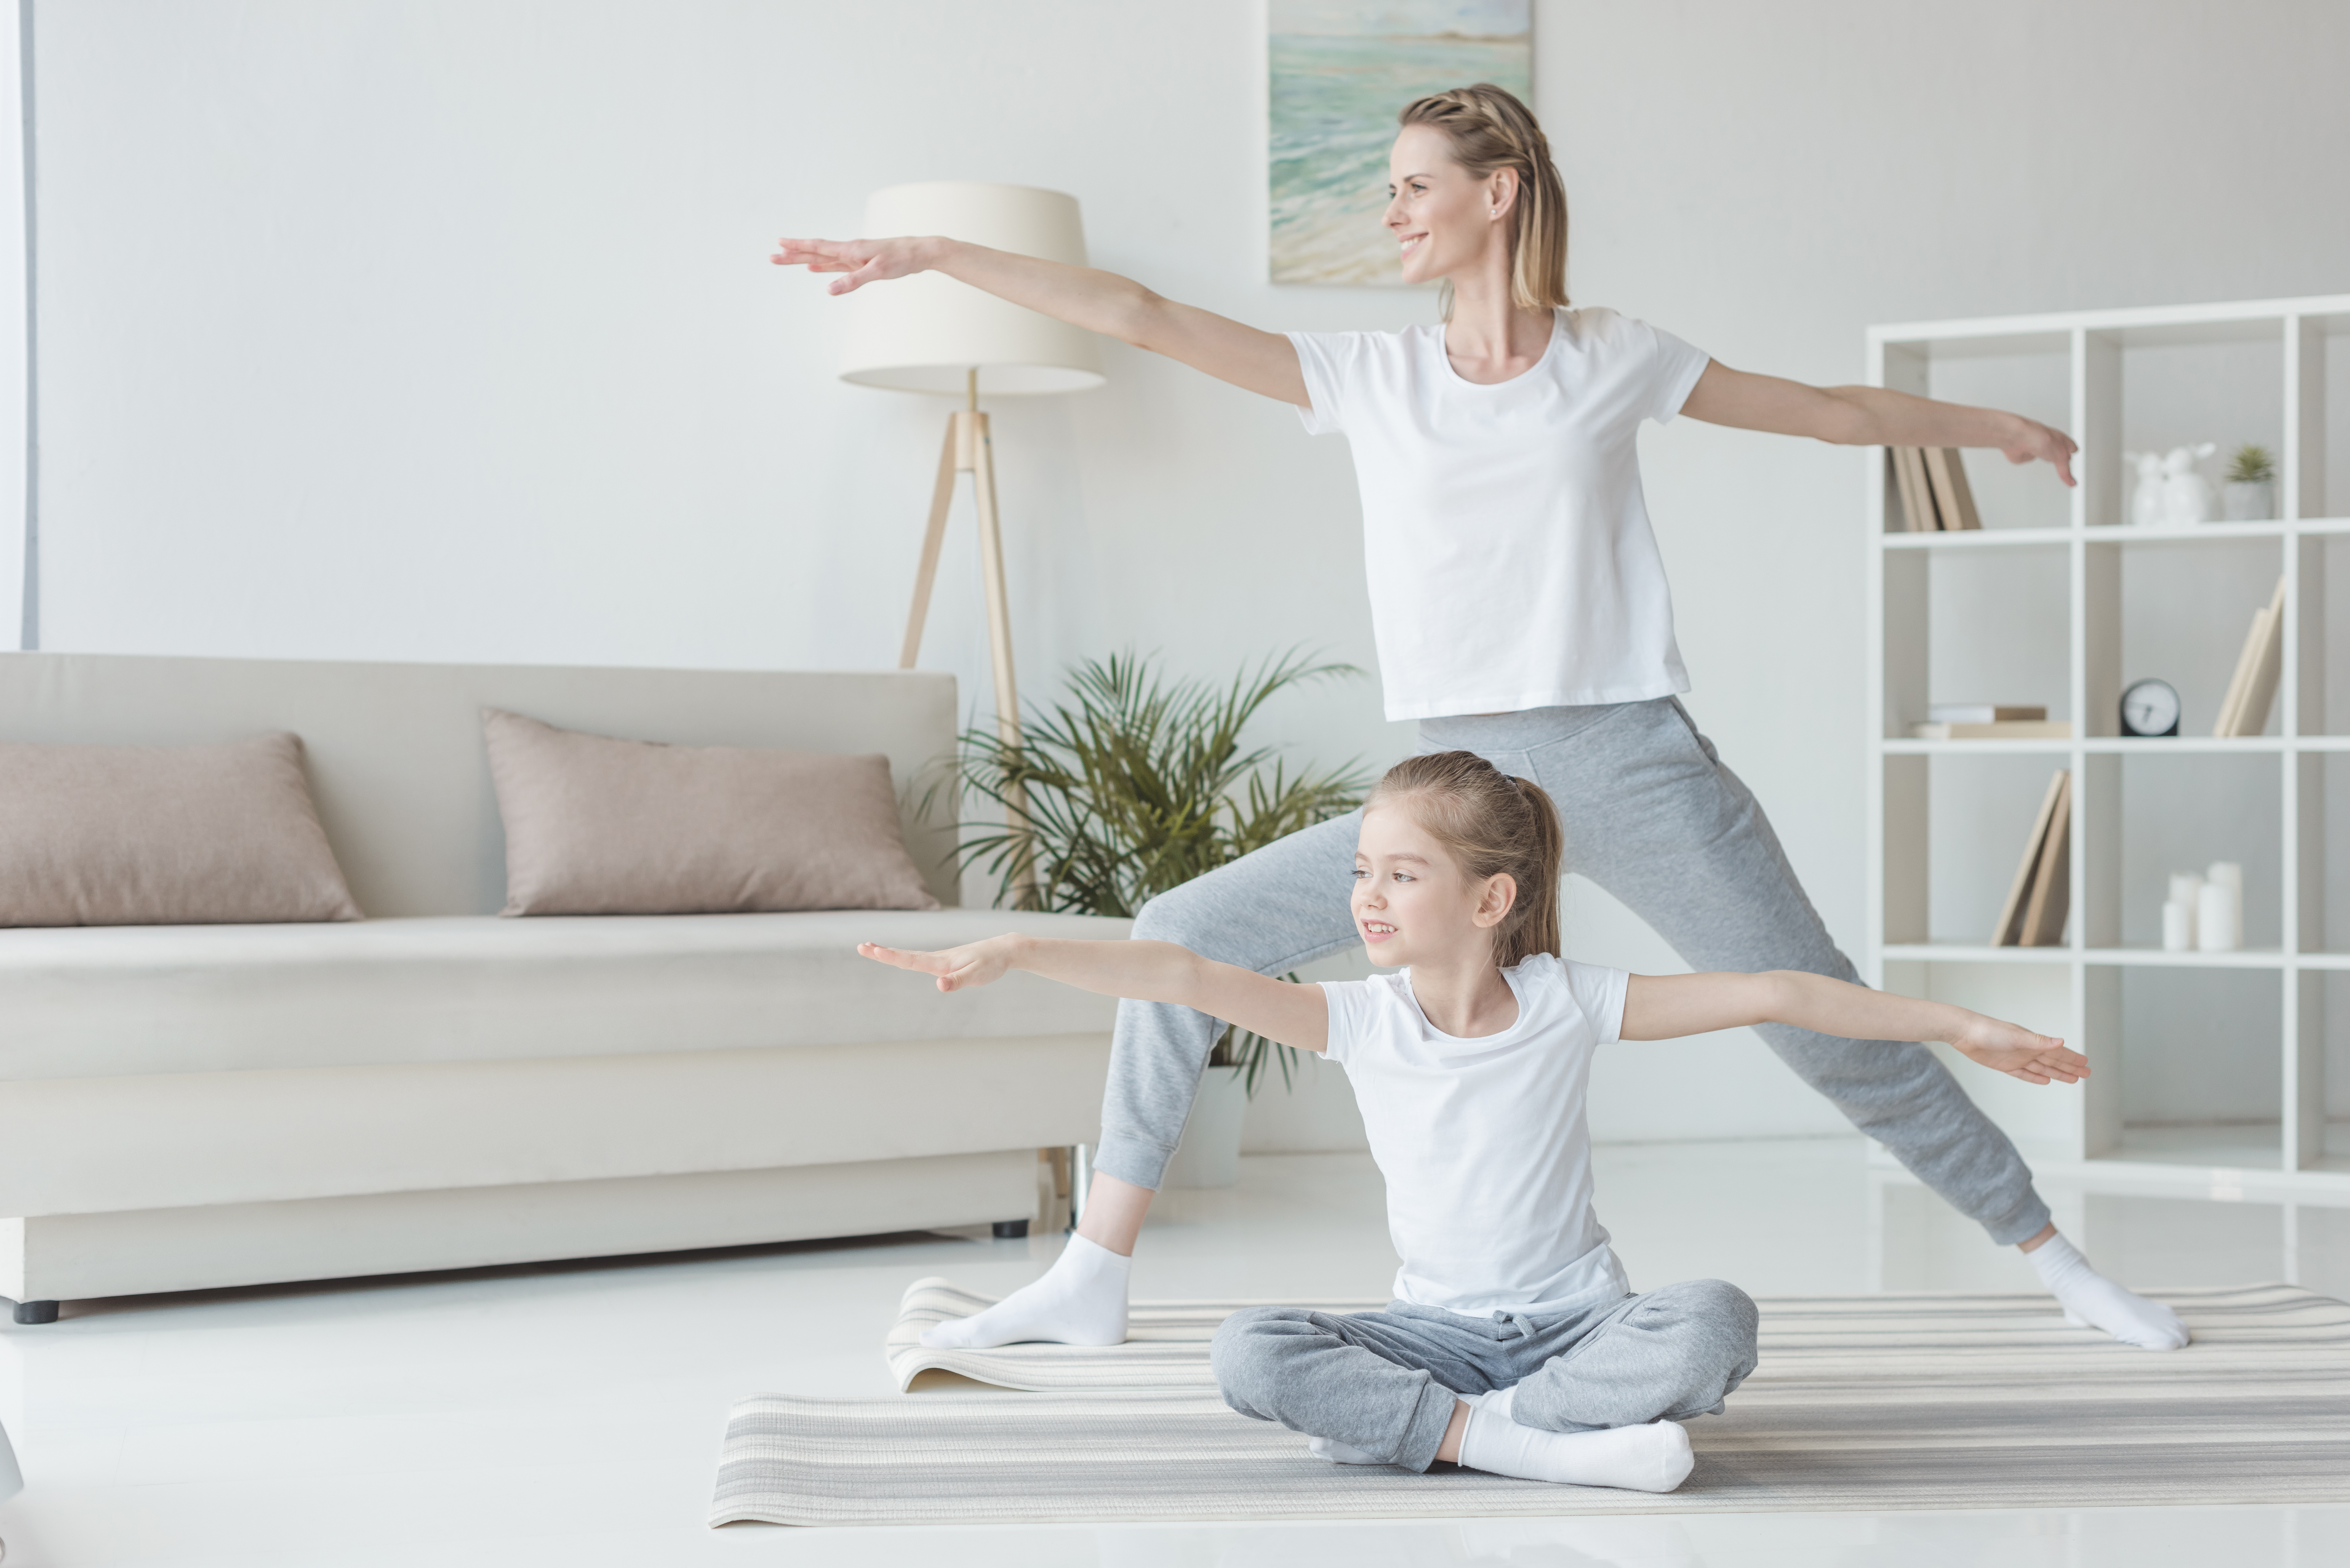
[
  {"x1": 1396, "y1": 83, "x2": 1570, "y2": 319},
  {"x1": 1368, "y1": 750, "x2": 1564, "y2": 969}
]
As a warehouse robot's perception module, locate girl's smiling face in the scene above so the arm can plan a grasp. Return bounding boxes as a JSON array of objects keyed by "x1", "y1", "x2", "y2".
[{"x1": 1352, "y1": 800, "x2": 1519, "y2": 967}]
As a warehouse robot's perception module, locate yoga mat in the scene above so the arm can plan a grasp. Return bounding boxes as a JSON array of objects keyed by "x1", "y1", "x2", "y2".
[{"x1": 715, "y1": 1283, "x2": 2350, "y2": 1526}]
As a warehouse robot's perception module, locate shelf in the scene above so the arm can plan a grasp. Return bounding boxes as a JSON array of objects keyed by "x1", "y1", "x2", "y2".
[
  {"x1": 1880, "y1": 738, "x2": 2076, "y2": 755},
  {"x1": 1879, "y1": 943, "x2": 2296, "y2": 969},
  {"x1": 1880, "y1": 526, "x2": 2070, "y2": 550},
  {"x1": 1881, "y1": 943, "x2": 2073, "y2": 965},
  {"x1": 2084, "y1": 946, "x2": 2287, "y2": 969},
  {"x1": 1881, "y1": 517, "x2": 2350, "y2": 548},
  {"x1": 1876, "y1": 736, "x2": 2342, "y2": 753},
  {"x1": 1871, "y1": 291, "x2": 2350, "y2": 347}
]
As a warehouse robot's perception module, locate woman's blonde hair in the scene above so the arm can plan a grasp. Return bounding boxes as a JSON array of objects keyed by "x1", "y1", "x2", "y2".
[
  {"x1": 1367, "y1": 750, "x2": 1565, "y2": 969},
  {"x1": 1396, "y1": 83, "x2": 1569, "y2": 318}
]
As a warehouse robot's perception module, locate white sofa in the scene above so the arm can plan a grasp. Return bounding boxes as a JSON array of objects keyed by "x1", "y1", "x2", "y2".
[{"x1": 0, "y1": 652, "x2": 1128, "y2": 1321}]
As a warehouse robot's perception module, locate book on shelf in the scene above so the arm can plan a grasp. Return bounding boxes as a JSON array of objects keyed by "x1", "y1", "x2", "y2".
[
  {"x1": 1891, "y1": 445, "x2": 1931, "y2": 531},
  {"x1": 1991, "y1": 768, "x2": 2071, "y2": 948},
  {"x1": 1909, "y1": 719, "x2": 2072, "y2": 740},
  {"x1": 1927, "y1": 704, "x2": 2048, "y2": 724},
  {"x1": 2212, "y1": 575, "x2": 2287, "y2": 738},
  {"x1": 1922, "y1": 447, "x2": 1983, "y2": 531},
  {"x1": 1885, "y1": 447, "x2": 1982, "y2": 531}
]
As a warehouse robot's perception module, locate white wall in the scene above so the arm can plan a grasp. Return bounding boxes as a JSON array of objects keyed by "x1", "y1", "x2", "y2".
[{"x1": 24, "y1": 1, "x2": 2350, "y2": 1143}]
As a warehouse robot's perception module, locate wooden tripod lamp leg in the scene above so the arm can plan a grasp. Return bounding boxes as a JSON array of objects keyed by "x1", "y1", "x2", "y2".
[
  {"x1": 966, "y1": 411, "x2": 1038, "y2": 905},
  {"x1": 965, "y1": 410, "x2": 1021, "y2": 747},
  {"x1": 899, "y1": 415, "x2": 963, "y2": 670}
]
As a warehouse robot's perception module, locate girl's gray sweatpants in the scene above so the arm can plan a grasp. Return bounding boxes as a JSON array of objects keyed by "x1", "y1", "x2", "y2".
[
  {"x1": 1098, "y1": 697, "x2": 2054, "y2": 1248},
  {"x1": 1211, "y1": 1280, "x2": 1760, "y2": 1473}
]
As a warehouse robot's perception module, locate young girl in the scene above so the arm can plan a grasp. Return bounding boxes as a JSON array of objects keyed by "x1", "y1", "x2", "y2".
[
  {"x1": 860, "y1": 752, "x2": 2088, "y2": 1492},
  {"x1": 779, "y1": 83, "x2": 2189, "y2": 1359}
]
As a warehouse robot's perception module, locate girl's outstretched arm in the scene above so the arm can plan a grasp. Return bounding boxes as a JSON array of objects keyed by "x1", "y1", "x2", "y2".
[
  {"x1": 1681, "y1": 361, "x2": 2078, "y2": 486},
  {"x1": 770, "y1": 236, "x2": 1308, "y2": 406},
  {"x1": 857, "y1": 934, "x2": 1328, "y2": 1053},
  {"x1": 1620, "y1": 970, "x2": 2087, "y2": 1086}
]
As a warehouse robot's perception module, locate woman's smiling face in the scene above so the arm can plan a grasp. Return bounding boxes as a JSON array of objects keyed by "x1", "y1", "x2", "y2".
[{"x1": 1383, "y1": 123, "x2": 1513, "y2": 287}]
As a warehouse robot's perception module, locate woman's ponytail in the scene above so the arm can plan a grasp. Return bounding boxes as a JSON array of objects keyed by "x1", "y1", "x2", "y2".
[{"x1": 1397, "y1": 82, "x2": 1570, "y2": 318}]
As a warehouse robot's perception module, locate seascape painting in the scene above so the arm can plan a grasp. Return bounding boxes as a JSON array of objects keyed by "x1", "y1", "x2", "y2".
[{"x1": 1269, "y1": 1, "x2": 1532, "y2": 286}]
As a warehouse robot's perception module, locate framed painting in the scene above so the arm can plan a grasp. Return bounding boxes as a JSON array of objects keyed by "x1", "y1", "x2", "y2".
[{"x1": 1268, "y1": 1, "x2": 1533, "y2": 286}]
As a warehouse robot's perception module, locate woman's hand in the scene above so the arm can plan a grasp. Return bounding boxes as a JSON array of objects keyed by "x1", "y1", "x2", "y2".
[
  {"x1": 1999, "y1": 414, "x2": 2079, "y2": 488},
  {"x1": 770, "y1": 236, "x2": 938, "y2": 296},
  {"x1": 1950, "y1": 1015, "x2": 2088, "y2": 1085},
  {"x1": 858, "y1": 935, "x2": 1017, "y2": 992}
]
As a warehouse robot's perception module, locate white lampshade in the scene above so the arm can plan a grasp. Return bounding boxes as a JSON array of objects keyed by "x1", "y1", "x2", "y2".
[{"x1": 838, "y1": 182, "x2": 1106, "y2": 396}]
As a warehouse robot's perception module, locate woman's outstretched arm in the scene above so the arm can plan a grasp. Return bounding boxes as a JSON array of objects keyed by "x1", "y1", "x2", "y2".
[
  {"x1": 771, "y1": 236, "x2": 1309, "y2": 406},
  {"x1": 1619, "y1": 969, "x2": 2087, "y2": 1085},
  {"x1": 1681, "y1": 361, "x2": 2079, "y2": 486},
  {"x1": 857, "y1": 934, "x2": 1329, "y2": 1053}
]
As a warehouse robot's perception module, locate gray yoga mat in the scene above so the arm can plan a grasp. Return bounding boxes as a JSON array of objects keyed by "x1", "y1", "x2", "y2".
[{"x1": 714, "y1": 1282, "x2": 2350, "y2": 1526}]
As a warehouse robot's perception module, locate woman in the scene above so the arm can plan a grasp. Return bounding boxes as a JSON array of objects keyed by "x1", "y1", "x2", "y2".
[{"x1": 772, "y1": 85, "x2": 2186, "y2": 1354}]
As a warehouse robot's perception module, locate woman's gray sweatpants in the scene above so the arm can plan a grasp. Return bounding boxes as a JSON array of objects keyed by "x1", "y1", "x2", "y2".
[
  {"x1": 1098, "y1": 697, "x2": 2054, "y2": 1247},
  {"x1": 1212, "y1": 1280, "x2": 1761, "y2": 1472}
]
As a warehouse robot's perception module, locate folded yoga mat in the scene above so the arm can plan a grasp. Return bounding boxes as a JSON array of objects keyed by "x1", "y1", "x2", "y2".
[
  {"x1": 714, "y1": 1282, "x2": 2350, "y2": 1526},
  {"x1": 886, "y1": 1277, "x2": 1385, "y2": 1391}
]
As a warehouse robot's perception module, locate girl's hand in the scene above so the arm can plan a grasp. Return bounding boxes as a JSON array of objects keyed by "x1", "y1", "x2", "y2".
[
  {"x1": 1950, "y1": 1016, "x2": 2088, "y2": 1085},
  {"x1": 2002, "y1": 415, "x2": 2080, "y2": 488},
  {"x1": 769, "y1": 236, "x2": 935, "y2": 296},
  {"x1": 857, "y1": 936, "x2": 1014, "y2": 992}
]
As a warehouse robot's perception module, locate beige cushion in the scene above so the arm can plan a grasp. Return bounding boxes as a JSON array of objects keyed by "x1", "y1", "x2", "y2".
[
  {"x1": 0, "y1": 733, "x2": 363, "y2": 926},
  {"x1": 484, "y1": 709, "x2": 943, "y2": 916}
]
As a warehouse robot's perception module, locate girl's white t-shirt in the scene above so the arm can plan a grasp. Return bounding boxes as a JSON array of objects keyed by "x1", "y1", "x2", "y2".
[
  {"x1": 1288, "y1": 308, "x2": 1711, "y2": 721},
  {"x1": 1319, "y1": 952, "x2": 1633, "y2": 1316}
]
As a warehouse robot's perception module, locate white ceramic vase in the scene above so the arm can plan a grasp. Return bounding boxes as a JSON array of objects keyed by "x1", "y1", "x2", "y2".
[
  {"x1": 2222, "y1": 479, "x2": 2274, "y2": 522},
  {"x1": 1162, "y1": 1064, "x2": 1248, "y2": 1188}
]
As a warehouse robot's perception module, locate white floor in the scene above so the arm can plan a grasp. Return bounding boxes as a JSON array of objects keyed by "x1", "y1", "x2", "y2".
[{"x1": 2, "y1": 1138, "x2": 2346, "y2": 1566}]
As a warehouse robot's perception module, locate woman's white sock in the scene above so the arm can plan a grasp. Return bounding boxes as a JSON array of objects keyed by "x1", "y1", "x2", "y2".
[
  {"x1": 1457, "y1": 1388, "x2": 1694, "y2": 1493},
  {"x1": 2028, "y1": 1233, "x2": 2189, "y2": 1350},
  {"x1": 917, "y1": 1233, "x2": 1130, "y2": 1349}
]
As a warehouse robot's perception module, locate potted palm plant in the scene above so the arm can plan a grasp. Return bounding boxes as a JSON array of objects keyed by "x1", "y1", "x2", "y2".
[
  {"x1": 2223, "y1": 443, "x2": 2277, "y2": 522},
  {"x1": 945, "y1": 650, "x2": 1368, "y2": 1186}
]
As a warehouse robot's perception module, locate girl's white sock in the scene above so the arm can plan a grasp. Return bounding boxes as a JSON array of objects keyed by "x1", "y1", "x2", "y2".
[
  {"x1": 1457, "y1": 1387, "x2": 1695, "y2": 1493},
  {"x1": 2028, "y1": 1233, "x2": 2189, "y2": 1350},
  {"x1": 917, "y1": 1233, "x2": 1130, "y2": 1349},
  {"x1": 1308, "y1": 1387, "x2": 1499, "y2": 1467}
]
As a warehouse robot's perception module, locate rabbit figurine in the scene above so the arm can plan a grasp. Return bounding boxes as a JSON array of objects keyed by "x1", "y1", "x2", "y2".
[
  {"x1": 2126, "y1": 450, "x2": 2166, "y2": 526},
  {"x1": 2159, "y1": 442, "x2": 2217, "y2": 526}
]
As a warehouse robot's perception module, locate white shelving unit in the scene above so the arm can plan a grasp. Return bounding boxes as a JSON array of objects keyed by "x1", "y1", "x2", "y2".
[{"x1": 1863, "y1": 292, "x2": 2350, "y2": 1201}]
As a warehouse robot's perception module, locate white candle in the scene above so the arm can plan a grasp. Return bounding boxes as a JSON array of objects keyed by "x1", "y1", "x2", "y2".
[
  {"x1": 2162, "y1": 899, "x2": 2195, "y2": 952},
  {"x1": 2206, "y1": 860, "x2": 2243, "y2": 894},
  {"x1": 2197, "y1": 879, "x2": 2242, "y2": 953}
]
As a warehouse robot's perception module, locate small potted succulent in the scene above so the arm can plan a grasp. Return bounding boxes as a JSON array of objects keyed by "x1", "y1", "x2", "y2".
[{"x1": 2223, "y1": 443, "x2": 2277, "y2": 522}]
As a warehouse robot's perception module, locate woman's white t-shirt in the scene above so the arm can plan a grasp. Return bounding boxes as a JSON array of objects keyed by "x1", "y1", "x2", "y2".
[
  {"x1": 1319, "y1": 952, "x2": 1633, "y2": 1317},
  {"x1": 1288, "y1": 308, "x2": 1711, "y2": 721}
]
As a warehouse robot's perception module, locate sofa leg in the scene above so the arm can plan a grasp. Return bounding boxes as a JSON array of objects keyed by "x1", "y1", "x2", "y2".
[
  {"x1": 11, "y1": 1299, "x2": 57, "y2": 1326},
  {"x1": 991, "y1": 1219, "x2": 1030, "y2": 1239}
]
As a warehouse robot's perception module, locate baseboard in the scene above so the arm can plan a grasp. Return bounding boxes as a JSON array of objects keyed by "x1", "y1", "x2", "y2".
[{"x1": 1, "y1": 1149, "x2": 1039, "y2": 1304}]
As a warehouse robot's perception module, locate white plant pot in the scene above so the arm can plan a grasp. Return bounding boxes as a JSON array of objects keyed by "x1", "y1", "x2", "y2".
[
  {"x1": 1162, "y1": 1064, "x2": 1248, "y2": 1188},
  {"x1": 2222, "y1": 479, "x2": 2274, "y2": 522}
]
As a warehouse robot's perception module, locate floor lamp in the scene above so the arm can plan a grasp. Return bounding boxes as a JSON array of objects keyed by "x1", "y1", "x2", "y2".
[{"x1": 838, "y1": 182, "x2": 1104, "y2": 902}]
